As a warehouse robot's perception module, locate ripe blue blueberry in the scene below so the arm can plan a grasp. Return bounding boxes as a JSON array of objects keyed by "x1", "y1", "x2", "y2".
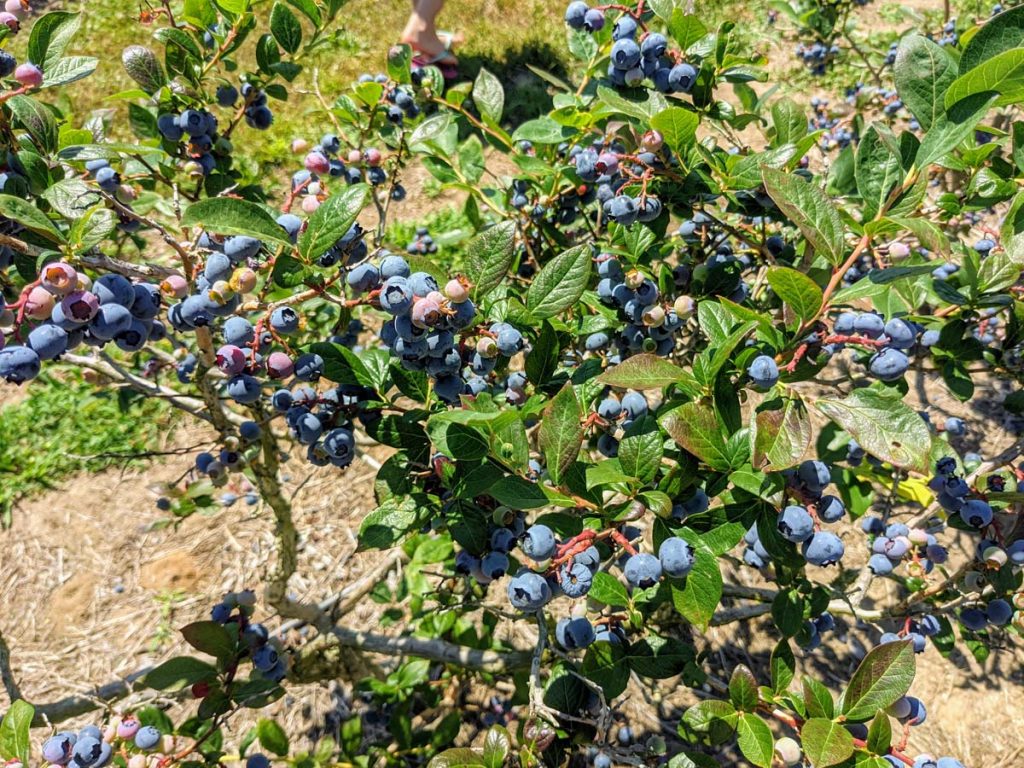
[
  {"x1": 522, "y1": 524, "x2": 557, "y2": 560},
  {"x1": 802, "y1": 531, "x2": 845, "y2": 566},
  {"x1": 624, "y1": 552, "x2": 662, "y2": 588},
  {"x1": 507, "y1": 571, "x2": 551, "y2": 611},
  {"x1": 778, "y1": 505, "x2": 815, "y2": 542},
  {"x1": 658, "y1": 536, "x2": 694, "y2": 578},
  {"x1": 747, "y1": 354, "x2": 779, "y2": 389}
]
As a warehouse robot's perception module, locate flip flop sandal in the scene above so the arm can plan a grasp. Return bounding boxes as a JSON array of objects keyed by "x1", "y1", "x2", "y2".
[{"x1": 411, "y1": 54, "x2": 460, "y2": 82}]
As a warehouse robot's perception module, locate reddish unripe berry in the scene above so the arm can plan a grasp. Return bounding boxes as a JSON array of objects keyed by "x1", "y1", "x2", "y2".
[
  {"x1": 14, "y1": 62, "x2": 42, "y2": 87},
  {"x1": 364, "y1": 148, "x2": 382, "y2": 166},
  {"x1": 304, "y1": 151, "x2": 330, "y2": 174},
  {"x1": 40, "y1": 262, "x2": 78, "y2": 296},
  {"x1": 160, "y1": 274, "x2": 188, "y2": 298},
  {"x1": 291, "y1": 138, "x2": 309, "y2": 153},
  {"x1": 191, "y1": 681, "x2": 211, "y2": 698},
  {"x1": 411, "y1": 297, "x2": 441, "y2": 328},
  {"x1": 216, "y1": 344, "x2": 247, "y2": 375},
  {"x1": 444, "y1": 278, "x2": 468, "y2": 303},
  {"x1": 266, "y1": 351, "x2": 294, "y2": 379},
  {"x1": 641, "y1": 129, "x2": 664, "y2": 151},
  {"x1": 301, "y1": 195, "x2": 320, "y2": 213},
  {"x1": 0, "y1": 12, "x2": 18, "y2": 31},
  {"x1": 347, "y1": 149, "x2": 362, "y2": 164},
  {"x1": 24, "y1": 285, "x2": 54, "y2": 319},
  {"x1": 117, "y1": 715, "x2": 142, "y2": 739},
  {"x1": 61, "y1": 290, "x2": 100, "y2": 322},
  {"x1": 232, "y1": 267, "x2": 258, "y2": 294}
]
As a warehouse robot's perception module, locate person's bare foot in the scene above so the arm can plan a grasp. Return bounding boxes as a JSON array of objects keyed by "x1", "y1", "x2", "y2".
[{"x1": 401, "y1": 19, "x2": 460, "y2": 65}]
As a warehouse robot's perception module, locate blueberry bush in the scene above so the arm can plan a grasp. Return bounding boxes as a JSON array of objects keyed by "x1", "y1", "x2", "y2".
[{"x1": 0, "y1": 0, "x2": 1023, "y2": 767}]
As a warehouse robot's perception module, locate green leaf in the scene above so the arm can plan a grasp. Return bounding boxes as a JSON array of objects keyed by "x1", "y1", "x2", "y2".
[
  {"x1": 626, "y1": 635, "x2": 697, "y2": 679},
  {"x1": 257, "y1": 718, "x2": 290, "y2": 756},
  {"x1": 180, "y1": 621, "x2": 236, "y2": 659},
  {"x1": 729, "y1": 665, "x2": 759, "y2": 711},
  {"x1": 894, "y1": 35, "x2": 957, "y2": 131},
  {"x1": 467, "y1": 221, "x2": 516, "y2": 300},
  {"x1": 771, "y1": 589, "x2": 805, "y2": 637},
  {"x1": 650, "y1": 106, "x2": 699, "y2": 154},
  {"x1": 762, "y1": 166, "x2": 845, "y2": 266},
  {"x1": 511, "y1": 116, "x2": 575, "y2": 144},
  {"x1": 121, "y1": 45, "x2": 165, "y2": 93},
  {"x1": 472, "y1": 67, "x2": 504, "y2": 126},
  {"x1": 618, "y1": 417, "x2": 664, "y2": 484},
  {"x1": 0, "y1": 194, "x2": 65, "y2": 243},
  {"x1": 840, "y1": 640, "x2": 915, "y2": 721},
  {"x1": 915, "y1": 92, "x2": 996, "y2": 167},
  {"x1": 736, "y1": 713, "x2": 774, "y2": 768},
  {"x1": 598, "y1": 353, "x2": 700, "y2": 393},
  {"x1": 269, "y1": 2, "x2": 302, "y2": 54},
  {"x1": 538, "y1": 382, "x2": 582, "y2": 485},
  {"x1": 298, "y1": 184, "x2": 368, "y2": 261},
  {"x1": 0, "y1": 700, "x2": 34, "y2": 764},
  {"x1": 143, "y1": 656, "x2": 219, "y2": 691},
  {"x1": 8, "y1": 95, "x2": 58, "y2": 154},
  {"x1": 669, "y1": 534, "x2": 722, "y2": 630},
  {"x1": 489, "y1": 475, "x2": 549, "y2": 509},
  {"x1": 481, "y1": 726, "x2": 510, "y2": 768},
  {"x1": 770, "y1": 640, "x2": 795, "y2": 693},
  {"x1": 660, "y1": 401, "x2": 731, "y2": 471},
  {"x1": 588, "y1": 571, "x2": 630, "y2": 607},
  {"x1": 43, "y1": 55, "x2": 98, "y2": 87},
  {"x1": 959, "y1": 4, "x2": 1024, "y2": 74},
  {"x1": 581, "y1": 641, "x2": 630, "y2": 699},
  {"x1": 28, "y1": 12, "x2": 81, "y2": 72},
  {"x1": 751, "y1": 394, "x2": 811, "y2": 471},
  {"x1": 428, "y1": 753, "x2": 483, "y2": 768},
  {"x1": 803, "y1": 677, "x2": 835, "y2": 719},
  {"x1": 767, "y1": 266, "x2": 823, "y2": 321},
  {"x1": 800, "y1": 718, "x2": 854, "y2": 768},
  {"x1": 815, "y1": 389, "x2": 932, "y2": 472},
  {"x1": 855, "y1": 125, "x2": 904, "y2": 222},
  {"x1": 526, "y1": 243, "x2": 591, "y2": 319},
  {"x1": 866, "y1": 712, "x2": 892, "y2": 755},
  {"x1": 182, "y1": 198, "x2": 294, "y2": 247},
  {"x1": 358, "y1": 495, "x2": 427, "y2": 550},
  {"x1": 286, "y1": 0, "x2": 321, "y2": 24},
  {"x1": 945, "y1": 48, "x2": 1024, "y2": 108},
  {"x1": 525, "y1": 320, "x2": 558, "y2": 386},
  {"x1": 542, "y1": 661, "x2": 585, "y2": 715},
  {"x1": 771, "y1": 97, "x2": 807, "y2": 146}
]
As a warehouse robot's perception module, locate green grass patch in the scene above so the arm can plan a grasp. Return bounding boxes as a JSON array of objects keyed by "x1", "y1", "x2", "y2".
[{"x1": 0, "y1": 373, "x2": 172, "y2": 524}]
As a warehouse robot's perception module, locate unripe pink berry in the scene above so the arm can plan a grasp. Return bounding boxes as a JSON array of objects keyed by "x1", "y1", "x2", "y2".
[
  {"x1": 160, "y1": 274, "x2": 188, "y2": 298},
  {"x1": 411, "y1": 296, "x2": 441, "y2": 328},
  {"x1": 266, "y1": 351, "x2": 294, "y2": 379},
  {"x1": 444, "y1": 278, "x2": 468, "y2": 303},
  {"x1": 673, "y1": 295, "x2": 695, "y2": 318},
  {"x1": 907, "y1": 528, "x2": 929, "y2": 545},
  {"x1": 117, "y1": 715, "x2": 142, "y2": 740},
  {"x1": 75, "y1": 271, "x2": 92, "y2": 290},
  {"x1": 40, "y1": 262, "x2": 77, "y2": 296},
  {"x1": 596, "y1": 151, "x2": 618, "y2": 175},
  {"x1": 232, "y1": 267, "x2": 258, "y2": 294},
  {"x1": 304, "y1": 151, "x2": 330, "y2": 174},
  {"x1": 0, "y1": 11, "x2": 19, "y2": 31},
  {"x1": 889, "y1": 241, "x2": 910, "y2": 259},
  {"x1": 60, "y1": 290, "x2": 99, "y2": 322},
  {"x1": 364, "y1": 148, "x2": 382, "y2": 166},
  {"x1": 4, "y1": 0, "x2": 24, "y2": 18},
  {"x1": 301, "y1": 195, "x2": 320, "y2": 213},
  {"x1": 103, "y1": 724, "x2": 117, "y2": 743},
  {"x1": 24, "y1": 285, "x2": 54, "y2": 319},
  {"x1": 291, "y1": 138, "x2": 309, "y2": 153},
  {"x1": 641, "y1": 130, "x2": 663, "y2": 151},
  {"x1": 216, "y1": 344, "x2": 247, "y2": 375},
  {"x1": 347, "y1": 149, "x2": 362, "y2": 164},
  {"x1": 127, "y1": 755, "x2": 147, "y2": 768},
  {"x1": 307, "y1": 181, "x2": 322, "y2": 196},
  {"x1": 14, "y1": 62, "x2": 42, "y2": 88}
]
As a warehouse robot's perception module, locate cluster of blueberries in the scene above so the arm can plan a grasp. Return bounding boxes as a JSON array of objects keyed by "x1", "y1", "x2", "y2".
[
  {"x1": 156, "y1": 86, "x2": 272, "y2": 177},
  {"x1": 794, "y1": 41, "x2": 840, "y2": 76},
  {"x1": 271, "y1": 383, "x2": 367, "y2": 470},
  {"x1": 187, "y1": 420, "x2": 264, "y2": 498},
  {"x1": 742, "y1": 460, "x2": 847, "y2": 568},
  {"x1": 0, "y1": 265, "x2": 165, "y2": 383},
  {"x1": 41, "y1": 718, "x2": 163, "y2": 768},
  {"x1": 209, "y1": 590, "x2": 287, "y2": 682},
  {"x1": 808, "y1": 97, "x2": 856, "y2": 151},
  {"x1": 591, "y1": 389, "x2": 654, "y2": 458},
  {"x1": 455, "y1": 516, "x2": 696, "y2": 649},
  {"x1": 564, "y1": 3, "x2": 698, "y2": 93},
  {"x1": 861, "y1": 516, "x2": 948, "y2": 578},
  {"x1": 292, "y1": 133, "x2": 389, "y2": 206},
  {"x1": 568, "y1": 137, "x2": 667, "y2": 226}
]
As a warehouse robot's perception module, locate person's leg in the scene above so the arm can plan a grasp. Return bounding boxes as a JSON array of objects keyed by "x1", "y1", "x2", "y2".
[{"x1": 401, "y1": 0, "x2": 457, "y2": 64}]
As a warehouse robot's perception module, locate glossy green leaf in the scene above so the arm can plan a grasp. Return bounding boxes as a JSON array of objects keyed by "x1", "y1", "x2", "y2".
[
  {"x1": 298, "y1": 184, "x2": 368, "y2": 261},
  {"x1": 840, "y1": 640, "x2": 915, "y2": 721},
  {"x1": 767, "y1": 266, "x2": 823, "y2": 321},
  {"x1": 598, "y1": 353, "x2": 700, "y2": 392},
  {"x1": 270, "y1": 2, "x2": 302, "y2": 54},
  {"x1": 894, "y1": 35, "x2": 957, "y2": 131},
  {"x1": 945, "y1": 48, "x2": 1024, "y2": 108},
  {"x1": 0, "y1": 700, "x2": 34, "y2": 764},
  {"x1": 182, "y1": 197, "x2": 294, "y2": 247},
  {"x1": 467, "y1": 221, "x2": 516, "y2": 299},
  {"x1": 538, "y1": 382, "x2": 583, "y2": 485},
  {"x1": 143, "y1": 656, "x2": 218, "y2": 691},
  {"x1": 472, "y1": 67, "x2": 504, "y2": 126},
  {"x1": 526, "y1": 243, "x2": 591, "y2": 319},
  {"x1": 800, "y1": 718, "x2": 854, "y2": 768},
  {"x1": 762, "y1": 167, "x2": 846, "y2": 265},
  {"x1": 736, "y1": 713, "x2": 774, "y2": 768}
]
